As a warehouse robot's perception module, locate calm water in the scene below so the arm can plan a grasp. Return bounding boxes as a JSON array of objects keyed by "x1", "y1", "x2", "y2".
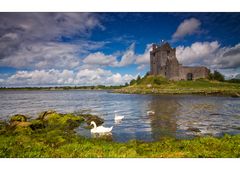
[{"x1": 0, "y1": 90, "x2": 240, "y2": 142}]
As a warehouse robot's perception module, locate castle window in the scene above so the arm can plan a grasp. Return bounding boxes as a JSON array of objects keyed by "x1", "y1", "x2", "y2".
[{"x1": 167, "y1": 50, "x2": 170, "y2": 55}]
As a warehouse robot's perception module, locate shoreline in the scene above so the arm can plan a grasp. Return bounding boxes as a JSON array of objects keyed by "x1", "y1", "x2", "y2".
[
  {"x1": 113, "y1": 88, "x2": 240, "y2": 97},
  {"x1": 0, "y1": 110, "x2": 239, "y2": 158},
  {"x1": 1, "y1": 87, "x2": 240, "y2": 97}
]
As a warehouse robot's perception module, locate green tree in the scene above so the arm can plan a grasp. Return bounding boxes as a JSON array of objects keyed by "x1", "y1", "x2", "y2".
[
  {"x1": 208, "y1": 70, "x2": 225, "y2": 82},
  {"x1": 136, "y1": 75, "x2": 142, "y2": 84},
  {"x1": 130, "y1": 79, "x2": 136, "y2": 85},
  {"x1": 213, "y1": 70, "x2": 225, "y2": 81}
]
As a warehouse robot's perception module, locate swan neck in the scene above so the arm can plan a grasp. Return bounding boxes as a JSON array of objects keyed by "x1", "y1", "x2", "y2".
[{"x1": 92, "y1": 122, "x2": 97, "y2": 129}]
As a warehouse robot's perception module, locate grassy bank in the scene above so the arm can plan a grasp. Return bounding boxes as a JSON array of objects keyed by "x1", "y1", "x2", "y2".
[
  {"x1": 115, "y1": 76, "x2": 240, "y2": 97},
  {"x1": 0, "y1": 110, "x2": 240, "y2": 158}
]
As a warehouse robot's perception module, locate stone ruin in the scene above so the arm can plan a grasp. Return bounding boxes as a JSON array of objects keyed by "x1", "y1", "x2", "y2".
[{"x1": 150, "y1": 42, "x2": 210, "y2": 80}]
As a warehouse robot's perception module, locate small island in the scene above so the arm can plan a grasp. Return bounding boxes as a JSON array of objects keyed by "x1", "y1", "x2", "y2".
[
  {"x1": 115, "y1": 74, "x2": 240, "y2": 97},
  {"x1": 115, "y1": 43, "x2": 240, "y2": 97}
]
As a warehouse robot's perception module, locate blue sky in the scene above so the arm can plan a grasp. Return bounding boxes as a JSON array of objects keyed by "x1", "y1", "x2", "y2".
[{"x1": 0, "y1": 13, "x2": 240, "y2": 86}]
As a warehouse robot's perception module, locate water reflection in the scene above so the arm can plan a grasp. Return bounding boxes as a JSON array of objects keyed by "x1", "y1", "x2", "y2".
[
  {"x1": 147, "y1": 96, "x2": 179, "y2": 140},
  {"x1": 0, "y1": 90, "x2": 240, "y2": 142},
  {"x1": 114, "y1": 119, "x2": 123, "y2": 124},
  {"x1": 91, "y1": 132, "x2": 113, "y2": 139}
]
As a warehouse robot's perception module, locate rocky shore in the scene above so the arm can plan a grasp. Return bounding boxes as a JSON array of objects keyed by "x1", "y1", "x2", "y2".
[{"x1": 0, "y1": 110, "x2": 240, "y2": 158}]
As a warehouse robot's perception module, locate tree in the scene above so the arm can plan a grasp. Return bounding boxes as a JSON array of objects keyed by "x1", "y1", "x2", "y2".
[
  {"x1": 208, "y1": 70, "x2": 225, "y2": 82},
  {"x1": 213, "y1": 70, "x2": 225, "y2": 81},
  {"x1": 129, "y1": 79, "x2": 136, "y2": 85},
  {"x1": 137, "y1": 75, "x2": 141, "y2": 81},
  {"x1": 143, "y1": 72, "x2": 150, "y2": 78}
]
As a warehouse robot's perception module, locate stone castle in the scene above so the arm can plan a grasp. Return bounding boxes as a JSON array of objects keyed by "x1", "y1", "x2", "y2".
[{"x1": 150, "y1": 42, "x2": 210, "y2": 80}]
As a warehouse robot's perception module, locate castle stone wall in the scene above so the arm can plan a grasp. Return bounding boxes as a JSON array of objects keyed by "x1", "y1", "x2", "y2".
[
  {"x1": 150, "y1": 42, "x2": 210, "y2": 80},
  {"x1": 179, "y1": 66, "x2": 210, "y2": 80}
]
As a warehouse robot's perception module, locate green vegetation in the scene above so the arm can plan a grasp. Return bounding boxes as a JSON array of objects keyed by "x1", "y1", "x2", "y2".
[
  {"x1": 208, "y1": 70, "x2": 225, "y2": 82},
  {"x1": 115, "y1": 74, "x2": 240, "y2": 97},
  {"x1": 0, "y1": 110, "x2": 240, "y2": 158}
]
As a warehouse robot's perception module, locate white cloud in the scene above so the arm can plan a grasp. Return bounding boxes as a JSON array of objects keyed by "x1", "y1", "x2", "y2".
[
  {"x1": 117, "y1": 43, "x2": 136, "y2": 67},
  {"x1": 172, "y1": 18, "x2": 201, "y2": 40},
  {"x1": 106, "y1": 73, "x2": 135, "y2": 84},
  {"x1": 213, "y1": 43, "x2": 240, "y2": 69},
  {"x1": 176, "y1": 41, "x2": 220, "y2": 66},
  {"x1": 5, "y1": 69, "x2": 74, "y2": 86},
  {"x1": 82, "y1": 43, "x2": 150, "y2": 68},
  {"x1": 83, "y1": 52, "x2": 118, "y2": 66},
  {"x1": 0, "y1": 13, "x2": 104, "y2": 69},
  {"x1": 0, "y1": 13, "x2": 103, "y2": 43},
  {"x1": 0, "y1": 68, "x2": 135, "y2": 86},
  {"x1": 135, "y1": 44, "x2": 152, "y2": 64},
  {"x1": 0, "y1": 41, "x2": 105, "y2": 69},
  {"x1": 176, "y1": 41, "x2": 240, "y2": 71},
  {"x1": 137, "y1": 64, "x2": 147, "y2": 71}
]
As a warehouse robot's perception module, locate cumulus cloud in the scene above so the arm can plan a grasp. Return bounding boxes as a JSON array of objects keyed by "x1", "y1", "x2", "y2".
[
  {"x1": 82, "y1": 43, "x2": 151, "y2": 68},
  {"x1": 135, "y1": 44, "x2": 152, "y2": 65},
  {"x1": 0, "y1": 41, "x2": 105, "y2": 69},
  {"x1": 176, "y1": 41, "x2": 240, "y2": 70},
  {"x1": 0, "y1": 68, "x2": 135, "y2": 87},
  {"x1": 172, "y1": 18, "x2": 201, "y2": 40},
  {"x1": 106, "y1": 73, "x2": 135, "y2": 84},
  {"x1": 0, "y1": 13, "x2": 103, "y2": 43},
  {"x1": 176, "y1": 41, "x2": 220, "y2": 66},
  {"x1": 117, "y1": 43, "x2": 136, "y2": 67},
  {"x1": 83, "y1": 52, "x2": 118, "y2": 66},
  {"x1": 0, "y1": 13, "x2": 104, "y2": 69},
  {"x1": 214, "y1": 44, "x2": 240, "y2": 69}
]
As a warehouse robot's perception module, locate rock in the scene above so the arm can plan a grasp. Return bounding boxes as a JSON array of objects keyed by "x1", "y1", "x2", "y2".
[
  {"x1": 147, "y1": 84, "x2": 152, "y2": 88},
  {"x1": 187, "y1": 127, "x2": 201, "y2": 132},
  {"x1": 231, "y1": 93, "x2": 240, "y2": 98},
  {"x1": 16, "y1": 122, "x2": 32, "y2": 127},
  {"x1": 6, "y1": 121, "x2": 32, "y2": 134},
  {"x1": 10, "y1": 114, "x2": 27, "y2": 122},
  {"x1": 37, "y1": 110, "x2": 58, "y2": 120},
  {"x1": 10, "y1": 121, "x2": 32, "y2": 128},
  {"x1": 80, "y1": 114, "x2": 104, "y2": 126},
  {"x1": 42, "y1": 112, "x2": 84, "y2": 131}
]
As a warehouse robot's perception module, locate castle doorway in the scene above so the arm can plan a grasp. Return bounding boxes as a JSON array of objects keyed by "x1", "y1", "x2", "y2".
[{"x1": 187, "y1": 73, "x2": 193, "y2": 80}]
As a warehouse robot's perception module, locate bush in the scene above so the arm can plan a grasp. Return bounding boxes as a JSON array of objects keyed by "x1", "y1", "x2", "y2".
[
  {"x1": 130, "y1": 79, "x2": 136, "y2": 85},
  {"x1": 153, "y1": 78, "x2": 161, "y2": 85},
  {"x1": 226, "y1": 79, "x2": 240, "y2": 84}
]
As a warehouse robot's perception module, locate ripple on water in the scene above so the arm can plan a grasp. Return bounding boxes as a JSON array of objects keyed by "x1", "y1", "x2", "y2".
[{"x1": 0, "y1": 91, "x2": 240, "y2": 142}]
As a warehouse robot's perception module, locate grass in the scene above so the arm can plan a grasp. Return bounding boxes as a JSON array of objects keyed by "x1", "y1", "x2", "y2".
[
  {"x1": 0, "y1": 110, "x2": 240, "y2": 158},
  {"x1": 115, "y1": 76, "x2": 240, "y2": 96}
]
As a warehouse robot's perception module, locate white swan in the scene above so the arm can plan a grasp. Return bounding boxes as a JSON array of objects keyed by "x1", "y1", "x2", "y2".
[
  {"x1": 90, "y1": 121, "x2": 113, "y2": 133},
  {"x1": 147, "y1": 110, "x2": 155, "y2": 115},
  {"x1": 114, "y1": 114, "x2": 124, "y2": 121}
]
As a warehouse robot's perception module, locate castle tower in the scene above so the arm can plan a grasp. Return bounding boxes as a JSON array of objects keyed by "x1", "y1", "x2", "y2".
[
  {"x1": 149, "y1": 42, "x2": 210, "y2": 81},
  {"x1": 150, "y1": 42, "x2": 177, "y2": 77}
]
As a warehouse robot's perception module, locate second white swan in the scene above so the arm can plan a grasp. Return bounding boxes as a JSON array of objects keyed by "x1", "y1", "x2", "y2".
[
  {"x1": 114, "y1": 114, "x2": 124, "y2": 121},
  {"x1": 90, "y1": 121, "x2": 113, "y2": 133}
]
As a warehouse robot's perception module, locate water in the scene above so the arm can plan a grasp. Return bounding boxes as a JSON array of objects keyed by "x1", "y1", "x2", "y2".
[{"x1": 0, "y1": 90, "x2": 240, "y2": 142}]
